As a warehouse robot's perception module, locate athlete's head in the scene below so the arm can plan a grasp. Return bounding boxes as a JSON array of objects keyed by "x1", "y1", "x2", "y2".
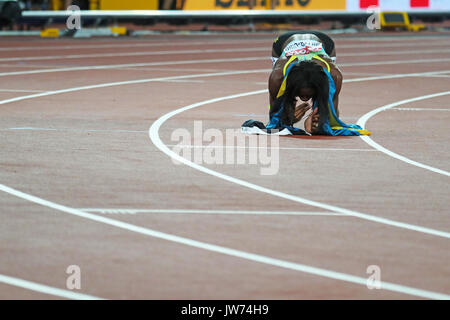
[{"x1": 281, "y1": 61, "x2": 329, "y2": 127}]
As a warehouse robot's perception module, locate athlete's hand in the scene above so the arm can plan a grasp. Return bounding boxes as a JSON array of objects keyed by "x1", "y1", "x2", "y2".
[
  {"x1": 305, "y1": 108, "x2": 320, "y2": 133},
  {"x1": 293, "y1": 102, "x2": 311, "y2": 123}
]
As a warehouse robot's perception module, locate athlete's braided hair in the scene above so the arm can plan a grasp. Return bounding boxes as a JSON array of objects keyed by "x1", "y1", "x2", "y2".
[{"x1": 281, "y1": 61, "x2": 329, "y2": 128}]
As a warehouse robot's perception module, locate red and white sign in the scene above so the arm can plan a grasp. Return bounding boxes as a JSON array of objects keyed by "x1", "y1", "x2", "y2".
[
  {"x1": 347, "y1": 0, "x2": 449, "y2": 11},
  {"x1": 410, "y1": 0, "x2": 430, "y2": 7},
  {"x1": 283, "y1": 40, "x2": 324, "y2": 57}
]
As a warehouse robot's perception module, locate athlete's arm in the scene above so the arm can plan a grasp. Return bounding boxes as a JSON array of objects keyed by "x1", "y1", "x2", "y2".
[{"x1": 268, "y1": 58, "x2": 286, "y2": 110}]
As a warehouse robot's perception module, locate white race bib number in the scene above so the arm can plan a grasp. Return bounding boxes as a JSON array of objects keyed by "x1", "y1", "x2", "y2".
[{"x1": 283, "y1": 40, "x2": 323, "y2": 56}]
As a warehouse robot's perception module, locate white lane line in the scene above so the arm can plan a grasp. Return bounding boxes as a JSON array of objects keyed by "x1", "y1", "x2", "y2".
[
  {"x1": 344, "y1": 70, "x2": 450, "y2": 83},
  {"x1": 0, "y1": 47, "x2": 271, "y2": 62},
  {"x1": 0, "y1": 131, "x2": 370, "y2": 152},
  {"x1": 339, "y1": 48, "x2": 450, "y2": 57},
  {"x1": 339, "y1": 72, "x2": 389, "y2": 76},
  {"x1": 0, "y1": 127, "x2": 378, "y2": 151},
  {"x1": 7, "y1": 127, "x2": 57, "y2": 131},
  {"x1": 0, "y1": 56, "x2": 269, "y2": 77},
  {"x1": 166, "y1": 144, "x2": 377, "y2": 152},
  {"x1": 392, "y1": 108, "x2": 450, "y2": 111},
  {"x1": 233, "y1": 113, "x2": 267, "y2": 117},
  {"x1": 0, "y1": 274, "x2": 104, "y2": 300},
  {"x1": 422, "y1": 75, "x2": 450, "y2": 79},
  {"x1": 340, "y1": 57, "x2": 450, "y2": 67},
  {"x1": 0, "y1": 63, "x2": 59, "y2": 68},
  {"x1": 79, "y1": 208, "x2": 343, "y2": 216},
  {"x1": 0, "y1": 89, "x2": 45, "y2": 93},
  {"x1": 0, "y1": 39, "x2": 272, "y2": 52},
  {"x1": 1, "y1": 54, "x2": 450, "y2": 78},
  {"x1": 357, "y1": 91, "x2": 450, "y2": 177},
  {"x1": 346, "y1": 71, "x2": 450, "y2": 79},
  {"x1": 149, "y1": 90, "x2": 450, "y2": 239},
  {"x1": 5, "y1": 46, "x2": 450, "y2": 62},
  {"x1": 115, "y1": 67, "x2": 229, "y2": 73},
  {"x1": 3, "y1": 127, "x2": 147, "y2": 133},
  {"x1": 0, "y1": 69, "x2": 270, "y2": 107},
  {"x1": 11, "y1": 67, "x2": 446, "y2": 108},
  {"x1": 156, "y1": 79, "x2": 205, "y2": 83},
  {"x1": 1, "y1": 68, "x2": 449, "y2": 298},
  {"x1": 0, "y1": 184, "x2": 448, "y2": 300},
  {"x1": 337, "y1": 36, "x2": 450, "y2": 41},
  {"x1": 0, "y1": 37, "x2": 448, "y2": 52},
  {"x1": 1, "y1": 39, "x2": 448, "y2": 55}
]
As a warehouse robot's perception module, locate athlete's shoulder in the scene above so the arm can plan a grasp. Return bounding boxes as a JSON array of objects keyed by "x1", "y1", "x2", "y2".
[
  {"x1": 315, "y1": 55, "x2": 341, "y2": 73},
  {"x1": 273, "y1": 57, "x2": 289, "y2": 71}
]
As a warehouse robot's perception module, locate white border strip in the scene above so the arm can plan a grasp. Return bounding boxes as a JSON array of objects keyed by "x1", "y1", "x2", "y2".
[
  {"x1": 357, "y1": 91, "x2": 450, "y2": 177},
  {"x1": 0, "y1": 184, "x2": 448, "y2": 300}
]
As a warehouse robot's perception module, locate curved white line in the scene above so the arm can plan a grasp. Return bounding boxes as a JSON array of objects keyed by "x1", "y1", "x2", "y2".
[
  {"x1": 148, "y1": 90, "x2": 450, "y2": 240},
  {"x1": 0, "y1": 183, "x2": 448, "y2": 300},
  {"x1": 357, "y1": 91, "x2": 450, "y2": 177},
  {"x1": 0, "y1": 274, "x2": 103, "y2": 300},
  {"x1": 1, "y1": 68, "x2": 449, "y2": 298}
]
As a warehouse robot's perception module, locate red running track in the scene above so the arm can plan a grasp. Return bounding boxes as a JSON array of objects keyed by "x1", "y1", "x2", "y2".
[{"x1": 0, "y1": 32, "x2": 449, "y2": 299}]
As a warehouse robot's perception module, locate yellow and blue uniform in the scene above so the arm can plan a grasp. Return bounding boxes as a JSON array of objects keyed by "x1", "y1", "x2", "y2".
[{"x1": 266, "y1": 54, "x2": 371, "y2": 136}]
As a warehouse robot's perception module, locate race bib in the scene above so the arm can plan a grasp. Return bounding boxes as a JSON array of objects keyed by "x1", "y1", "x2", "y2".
[{"x1": 282, "y1": 40, "x2": 324, "y2": 57}]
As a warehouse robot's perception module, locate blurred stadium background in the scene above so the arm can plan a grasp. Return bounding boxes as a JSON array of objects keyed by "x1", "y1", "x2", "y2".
[{"x1": 0, "y1": 0, "x2": 449, "y2": 35}]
